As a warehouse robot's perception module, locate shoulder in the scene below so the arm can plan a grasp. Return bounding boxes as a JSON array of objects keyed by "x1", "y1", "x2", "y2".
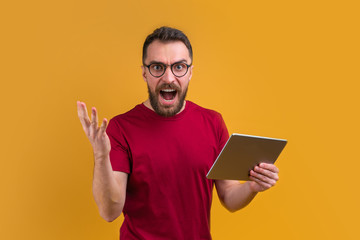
[
  {"x1": 187, "y1": 101, "x2": 229, "y2": 146},
  {"x1": 109, "y1": 104, "x2": 145, "y2": 123},
  {"x1": 187, "y1": 101, "x2": 224, "y2": 121},
  {"x1": 186, "y1": 101, "x2": 227, "y2": 133},
  {"x1": 107, "y1": 104, "x2": 146, "y2": 133}
]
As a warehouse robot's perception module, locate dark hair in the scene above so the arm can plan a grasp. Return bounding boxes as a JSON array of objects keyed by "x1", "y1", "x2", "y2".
[{"x1": 142, "y1": 26, "x2": 193, "y2": 64}]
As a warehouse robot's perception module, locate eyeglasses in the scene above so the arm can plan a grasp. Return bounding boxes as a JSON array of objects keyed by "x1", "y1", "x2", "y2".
[{"x1": 144, "y1": 61, "x2": 192, "y2": 78}]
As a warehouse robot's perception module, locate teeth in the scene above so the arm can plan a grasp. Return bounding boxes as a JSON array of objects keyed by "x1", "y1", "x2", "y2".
[{"x1": 161, "y1": 89, "x2": 176, "y2": 92}]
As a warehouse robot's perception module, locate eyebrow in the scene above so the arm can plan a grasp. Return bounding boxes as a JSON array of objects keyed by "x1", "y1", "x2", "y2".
[{"x1": 147, "y1": 59, "x2": 189, "y2": 65}]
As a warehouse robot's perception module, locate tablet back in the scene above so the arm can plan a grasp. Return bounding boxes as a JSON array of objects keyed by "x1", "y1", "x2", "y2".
[{"x1": 206, "y1": 133, "x2": 287, "y2": 180}]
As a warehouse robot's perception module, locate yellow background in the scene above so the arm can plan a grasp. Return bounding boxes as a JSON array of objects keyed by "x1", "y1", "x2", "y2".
[{"x1": 1, "y1": 0, "x2": 359, "y2": 239}]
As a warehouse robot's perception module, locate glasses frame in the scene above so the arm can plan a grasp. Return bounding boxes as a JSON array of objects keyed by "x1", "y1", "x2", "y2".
[{"x1": 144, "y1": 61, "x2": 192, "y2": 78}]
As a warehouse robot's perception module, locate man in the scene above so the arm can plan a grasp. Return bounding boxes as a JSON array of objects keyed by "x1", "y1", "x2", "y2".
[{"x1": 77, "y1": 26, "x2": 279, "y2": 239}]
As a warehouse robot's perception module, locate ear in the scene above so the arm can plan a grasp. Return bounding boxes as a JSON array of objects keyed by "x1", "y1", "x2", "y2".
[
  {"x1": 188, "y1": 65, "x2": 194, "y2": 81},
  {"x1": 141, "y1": 65, "x2": 147, "y2": 82}
]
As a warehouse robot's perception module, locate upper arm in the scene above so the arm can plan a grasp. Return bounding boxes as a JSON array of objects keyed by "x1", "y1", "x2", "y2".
[{"x1": 107, "y1": 119, "x2": 132, "y2": 173}]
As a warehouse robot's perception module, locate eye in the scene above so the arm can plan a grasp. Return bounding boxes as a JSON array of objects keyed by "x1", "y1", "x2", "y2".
[
  {"x1": 173, "y1": 63, "x2": 186, "y2": 71},
  {"x1": 151, "y1": 64, "x2": 164, "y2": 72}
]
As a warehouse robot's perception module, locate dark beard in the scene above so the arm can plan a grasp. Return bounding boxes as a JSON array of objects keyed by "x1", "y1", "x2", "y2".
[{"x1": 147, "y1": 83, "x2": 188, "y2": 117}]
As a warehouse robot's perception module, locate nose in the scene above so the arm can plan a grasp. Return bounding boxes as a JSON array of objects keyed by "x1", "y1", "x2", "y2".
[{"x1": 161, "y1": 66, "x2": 176, "y2": 83}]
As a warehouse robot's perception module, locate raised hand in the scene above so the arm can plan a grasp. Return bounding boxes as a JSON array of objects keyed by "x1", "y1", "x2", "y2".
[
  {"x1": 77, "y1": 101, "x2": 111, "y2": 160},
  {"x1": 249, "y1": 163, "x2": 279, "y2": 192}
]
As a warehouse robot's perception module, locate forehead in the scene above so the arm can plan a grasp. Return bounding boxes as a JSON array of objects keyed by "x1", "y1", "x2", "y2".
[{"x1": 145, "y1": 40, "x2": 191, "y2": 63}]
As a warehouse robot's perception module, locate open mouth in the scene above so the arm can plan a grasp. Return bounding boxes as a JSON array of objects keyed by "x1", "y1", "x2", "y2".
[{"x1": 160, "y1": 89, "x2": 177, "y2": 101}]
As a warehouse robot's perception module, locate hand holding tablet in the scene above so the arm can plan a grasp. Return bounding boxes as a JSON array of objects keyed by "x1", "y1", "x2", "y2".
[{"x1": 206, "y1": 133, "x2": 287, "y2": 181}]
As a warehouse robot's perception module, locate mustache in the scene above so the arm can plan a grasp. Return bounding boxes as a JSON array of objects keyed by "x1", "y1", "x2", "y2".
[{"x1": 156, "y1": 83, "x2": 181, "y2": 92}]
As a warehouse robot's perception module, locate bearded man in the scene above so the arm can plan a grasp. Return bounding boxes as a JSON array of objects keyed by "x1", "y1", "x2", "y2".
[{"x1": 77, "y1": 26, "x2": 280, "y2": 240}]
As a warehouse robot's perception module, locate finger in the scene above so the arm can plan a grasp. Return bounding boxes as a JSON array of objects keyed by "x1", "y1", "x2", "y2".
[
  {"x1": 249, "y1": 176, "x2": 272, "y2": 189},
  {"x1": 254, "y1": 166, "x2": 279, "y2": 181},
  {"x1": 91, "y1": 107, "x2": 98, "y2": 125},
  {"x1": 89, "y1": 107, "x2": 98, "y2": 137},
  {"x1": 250, "y1": 170, "x2": 277, "y2": 186},
  {"x1": 77, "y1": 101, "x2": 90, "y2": 121},
  {"x1": 259, "y1": 163, "x2": 279, "y2": 174},
  {"x1": 77, "y1": 101, "x2": 91, "y2": 134},
  {"x1": 98, "y1": 118, "x2": 108, "y2": 137}
]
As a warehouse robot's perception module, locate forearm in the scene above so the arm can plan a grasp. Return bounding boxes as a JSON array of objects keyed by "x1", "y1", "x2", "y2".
[
  {"x1": 92, "y1": 156, "x2": 125, "y2": 222},
  {"x1": 219, "y1": 181, "x2": 257, "y2": 212},
  {"x1": 77, "y1": 102, "x2": 126, "y2": 221}
]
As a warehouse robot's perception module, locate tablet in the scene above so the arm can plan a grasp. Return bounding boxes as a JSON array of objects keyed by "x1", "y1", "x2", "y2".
[{"x1": 206, "y1": 133, "x2": 287, "y2": 181}]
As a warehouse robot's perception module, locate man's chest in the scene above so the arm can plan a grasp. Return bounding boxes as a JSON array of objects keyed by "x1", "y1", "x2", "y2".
[{"x1": 125, "y1": 121, "x2": 219, "y2": 183}]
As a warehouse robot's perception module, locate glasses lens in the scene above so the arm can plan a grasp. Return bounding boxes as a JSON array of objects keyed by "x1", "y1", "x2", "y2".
[
  {"x1": 171, "y1": 63, "x2": 188, "y2": 77},
  {"x1": 149, "y1": 64, "x2": 165, "y2": 77}
]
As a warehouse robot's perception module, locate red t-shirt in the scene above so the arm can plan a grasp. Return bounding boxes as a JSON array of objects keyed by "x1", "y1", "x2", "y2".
[{"x1": 106, "y1": 101, "x2": 229, "y2": 240}]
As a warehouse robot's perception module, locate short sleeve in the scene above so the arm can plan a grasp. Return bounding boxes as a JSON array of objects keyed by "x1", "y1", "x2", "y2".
[
  {"x1": 106, "y1": 118, "x2": 131, "y2": 173},
  {"x1": 217, "y1": 114, "x2": 229, "y2": 154}
]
